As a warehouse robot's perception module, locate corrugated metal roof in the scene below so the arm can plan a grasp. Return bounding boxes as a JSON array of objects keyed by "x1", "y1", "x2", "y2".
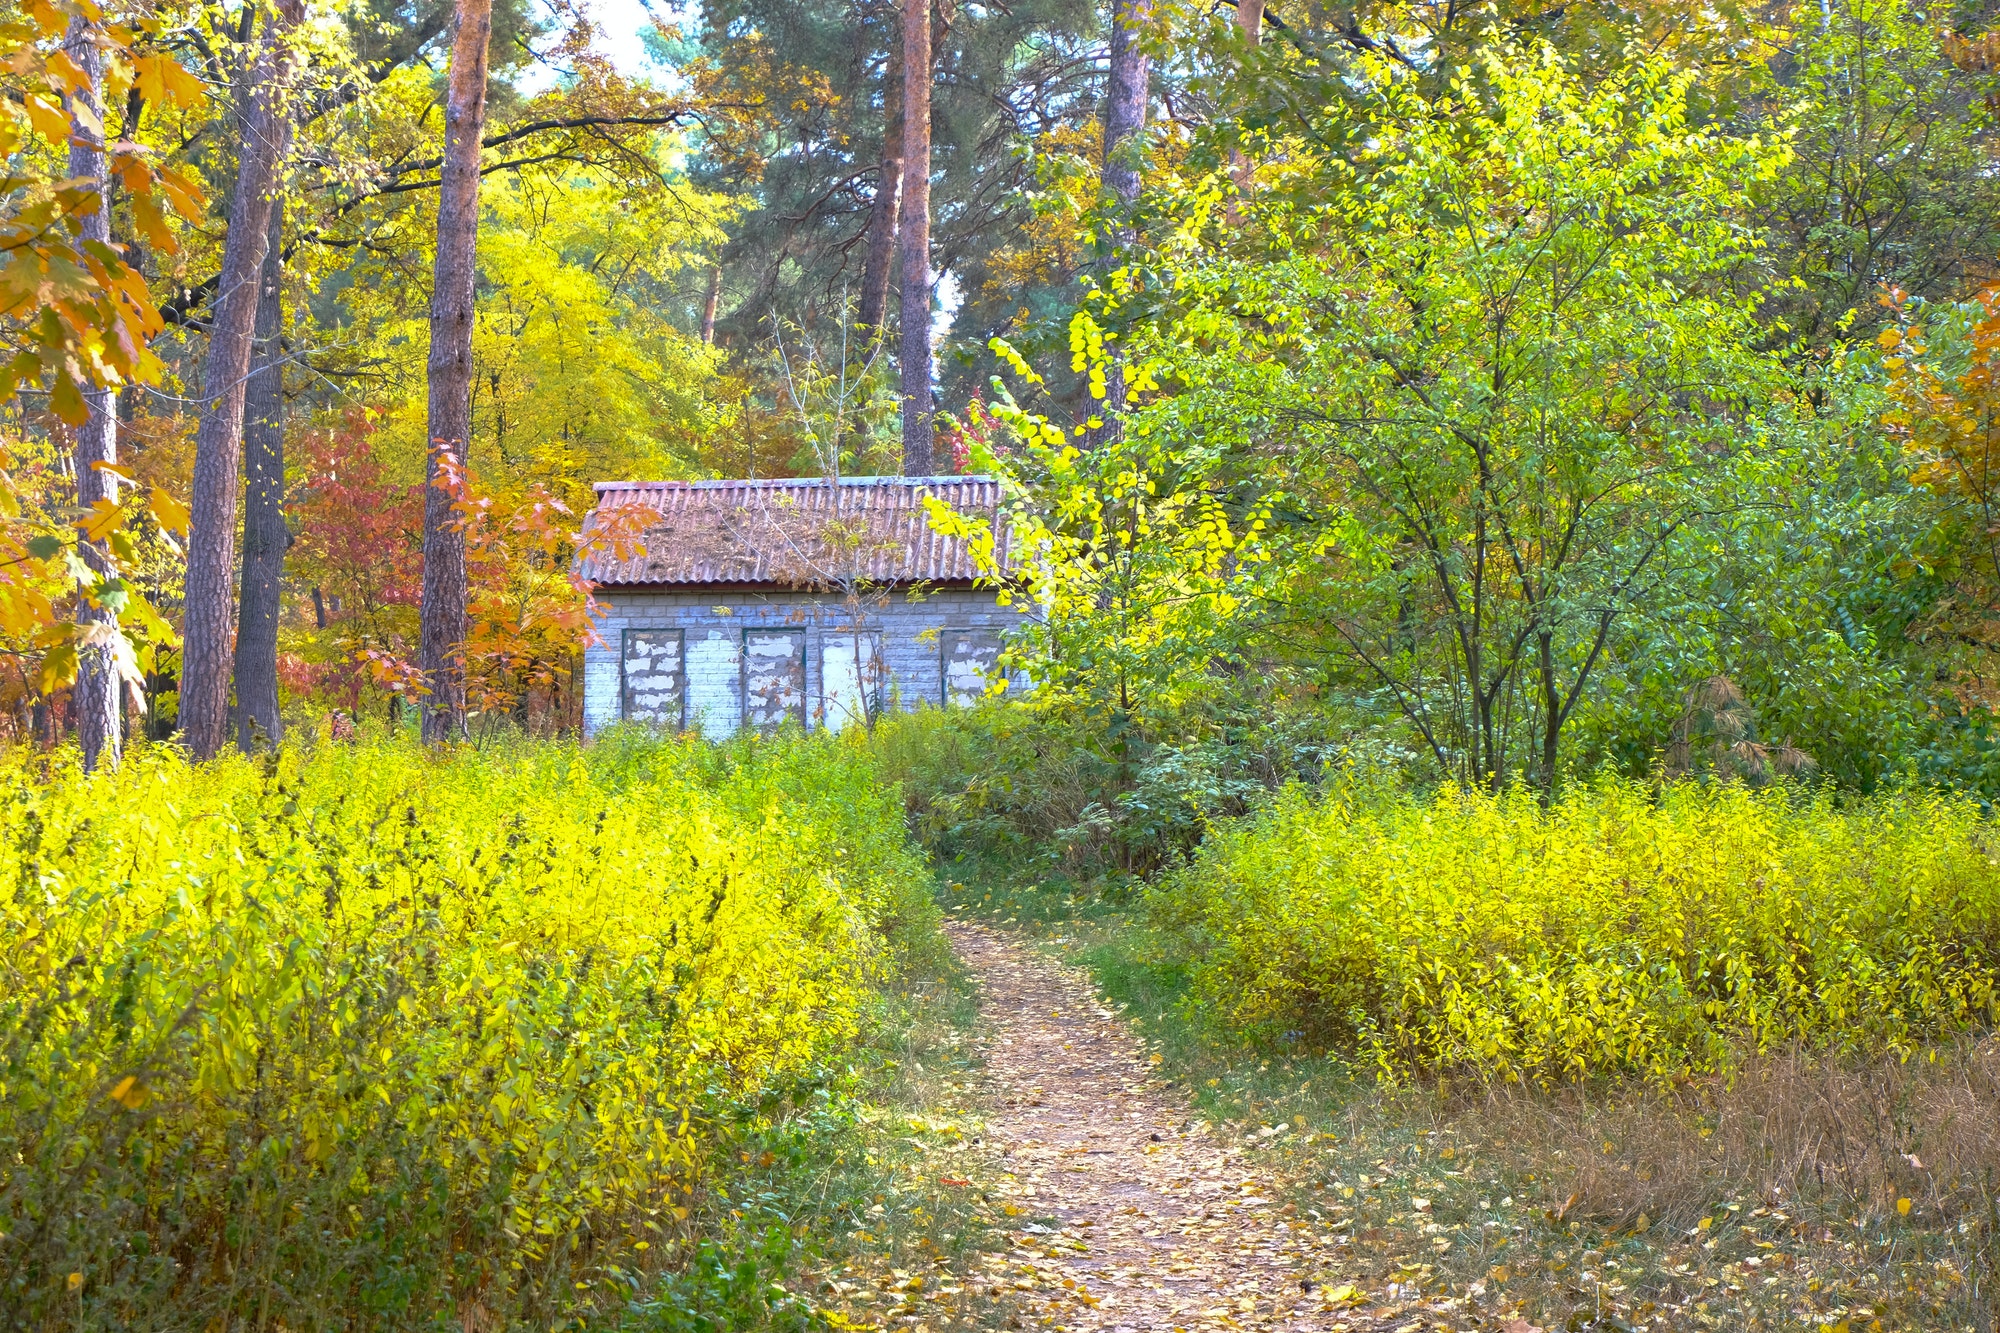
[{"x1": 577, "y1": 475, "x2": 1014, "y2": 588}]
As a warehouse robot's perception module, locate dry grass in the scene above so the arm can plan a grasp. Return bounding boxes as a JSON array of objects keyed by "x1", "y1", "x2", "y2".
[
  {"x1": 1484, "y1": 1037, "x2": 2000, "y2": 1237},
  {"x1": 1238, "y1": 1039, "x2": 2000, "y2": 1330}
]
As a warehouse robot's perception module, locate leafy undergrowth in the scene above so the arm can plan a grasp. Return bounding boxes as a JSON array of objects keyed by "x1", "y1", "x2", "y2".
[
  {"x1": 1150, "y1": 776, "x2": 2000, "y2": 1083},
  {"x1": 644, "y1": 948, "x2": 1026, "y2": 1333},
  {"x1": 0, "y1": 727, "x2": 1021, "y2": 1332},
  {"x1": 780, "y1": 944, "x2": 1032, "y2": 1328}
]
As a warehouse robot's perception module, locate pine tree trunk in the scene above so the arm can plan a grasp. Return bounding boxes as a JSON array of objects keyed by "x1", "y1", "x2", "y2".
[
  {"x1": 181, "y1": 3, "x2": 298, "y2": 762},
  {"x1": 1229, "y1": 0, "x2": 1262, "y2": 195},
  {"x1": 859, "y1": 20, "x2": 902, "y2": 357},
  {"x1": 897, "y1": 0, "x2": 933, "y2": 475},
  {"x1": 232, "y1": 200, "x2": 287, "y2": 752},
  {"x1": 1101, "y1": 0, "x2": 1150, "y2": 208},
  {"x1": 419, "y1": 0, "x2": 493, "y2": 745},
  {"x1": 65, "y1": 16, "x2": 120, "y2": 772},
  {"x1": 1092, "y1": 0, "x2": 1150, "y2": 443},
  {"x1": 700, "y1": 264, "x2": 721, "y2": 344}
]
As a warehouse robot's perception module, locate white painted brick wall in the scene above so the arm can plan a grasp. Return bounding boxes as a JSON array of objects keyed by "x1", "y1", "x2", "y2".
[
  {"x1": 582, "y1": 586, "x2": 1036, "y2": 738},
  {"x1": 582, "y1": 646, "x2": 621, "y2": 734},
  {"x1": 685, "y1": 628, "x2": 741, "y2": 741}
]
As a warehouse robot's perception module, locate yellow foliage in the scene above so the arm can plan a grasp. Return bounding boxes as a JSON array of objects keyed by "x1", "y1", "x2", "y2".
[
  {"x1": 350, "y1": 163, "x2": 737, "y2": 513},
  {"x1": 0, "y1": 728, "x2": 932, "y2": 1324},
  {"x1": 1150, "y1": 777, "x2": 2000, "y2": 1082}
]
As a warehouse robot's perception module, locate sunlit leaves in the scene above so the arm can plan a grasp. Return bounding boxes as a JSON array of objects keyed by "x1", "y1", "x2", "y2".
[
  {"x1": 0, "y1": 441, "x2": 182, "y2": 701},
  {"x1": 1879, "y1": 281, "x2": 2000, "y2": 710},
  {"x1": 1019, "y1": 42, "x2": 1791, "y2": 781},
  {"x1": 0, "y1": 12, "x2": 203, "y2": 416},
  {"x1": 0, "y1": 13, "x2": 202, "y2": 706},
  {"x1": 1157, "y1": 776, "x2": 2000, "y2": 1082},
  {"x1": 145, "y1": 485, "x2": 189, "y2": 540},
  {"x1": 0, "y1": 732, "x2": 928, "y2": 1324},
  {"x1": 127, "y1": 50, "x2": 203, "y2": 108}
]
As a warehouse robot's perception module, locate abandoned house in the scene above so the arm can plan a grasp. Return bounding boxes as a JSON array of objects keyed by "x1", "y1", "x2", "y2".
[{"x1": 577, "y1": 475, "x2": 1025, "y2": 739}]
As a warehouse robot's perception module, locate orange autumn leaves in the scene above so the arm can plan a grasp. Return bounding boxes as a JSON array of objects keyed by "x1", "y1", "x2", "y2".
[
  {"x1": 0, "y1": 0, "x2": 204, "y2": 420},
  {"x1": 291, "y1": 412, "x2": 648, "y2": 725},
  {"x1": 434, "y1": 448, "x2": 637, "y2": 721},
  {"x1": 1880, "y1": 281, "x2": 2000, "y2": 708}
]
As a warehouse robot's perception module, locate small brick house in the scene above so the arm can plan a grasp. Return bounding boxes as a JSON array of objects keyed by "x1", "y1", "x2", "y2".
[{"x1": 577, "y1": 476, "x2": 1025, "y2": 739}]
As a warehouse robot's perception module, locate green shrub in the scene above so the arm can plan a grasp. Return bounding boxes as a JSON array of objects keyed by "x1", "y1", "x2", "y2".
[
  {"x1": 871, "y1": 700, "x2": 1359, "y2": 889},
  {"x1": 0, "y1": 728, "x2": 934, "y2": 1330},
  {"x1": 1147, "y1": 777, "x2": 2000, "y2": 1082}
]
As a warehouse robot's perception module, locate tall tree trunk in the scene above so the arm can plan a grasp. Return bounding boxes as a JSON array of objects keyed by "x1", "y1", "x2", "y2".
[
  {"x1": 419, "y1": 0, "x2": 494, "y2": 745},
  {"x1": 897, "y1": 0, "x2": 933, "y2": 475},
  {"x1": 232, "y1": 199, "x2": 287, "y2": 752},
  {"x1": 859, "y1": 20, "x2": 902, "y2": 357},
  {"x1": 181, "y1": 2, "x2": 298, "y2": 762},
  {"x1": 699, "y1": 264, "x2": 721, "y2": 344},
  {"x1": 1088, "y1": 0, "x2": 1150, "y2": 446},
  {"x1": 1234, "y1": 1, "x2": 1263, "y2": 50},
  {"x1": 1229, "y1": 0, "x2": 1262, "y2": 196},
  {"x1": 1101, "y1": 0, "x2": 1151, "y2": 209},
  {"x1": 65, "y1": 16, "x2": 120, "y2": 772}
]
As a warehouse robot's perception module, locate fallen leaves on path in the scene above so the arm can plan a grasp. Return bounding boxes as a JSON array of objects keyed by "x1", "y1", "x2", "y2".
[{"x1": 950, "y1": 921, "x2": 1436, "y2": 1333}]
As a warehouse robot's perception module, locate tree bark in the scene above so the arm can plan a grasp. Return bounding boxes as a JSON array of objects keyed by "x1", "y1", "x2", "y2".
[
  {"x1": 419, "y1": 0, "x2": 494, "y2": 745},
  {"x1": 65, "y1": 16, "x2": 120, "y2": 772},
  {"x1": 897, "y1": 0, "x2": 933, "y2": 474},
  {"x1": 1234, "y1": 0, "x2": 1264, "y2": 46},
  {"x1": 181, "y1": 2, "x2": 298, "y2": 762},
  {"x1": 1087, "y1": 0, "x2": 1152, "y2": 448},
  {"x1": 700, "y1": 263, "x2": 721, "y2": 344},
  {"x1": 859, "y1": 21, "x2": 902, "y2": 357},
  {"x1": 233, "y1": 199, "x2": 287, "y2": 752},
  {"x1": 1229, "y1": 0, "x2": 1263, "y2": 196},
  {"x1": 1101, "y1": 0, "x2": 1151, "y2": 209}
]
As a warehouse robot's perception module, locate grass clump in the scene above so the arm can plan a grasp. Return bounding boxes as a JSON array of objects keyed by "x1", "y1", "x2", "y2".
[
  {"x1": 1148, "y1": 776, "x2": 2000, "y2": 1082},
  {"x1": 0, "y1": 727, "x2": 945, "y2": 1331}
]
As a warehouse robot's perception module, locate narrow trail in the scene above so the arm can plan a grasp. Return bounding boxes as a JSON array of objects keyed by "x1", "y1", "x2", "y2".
[{"x1": 948, "y1": 921, "x2": 1385, "y2": 1333}]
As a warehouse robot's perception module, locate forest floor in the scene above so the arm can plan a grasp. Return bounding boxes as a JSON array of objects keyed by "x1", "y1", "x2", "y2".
[{"x1": 946, "y1": 920, "x2": 1503, "y2": 1333}]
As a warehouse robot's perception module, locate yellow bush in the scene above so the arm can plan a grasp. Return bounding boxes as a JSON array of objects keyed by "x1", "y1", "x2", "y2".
[
  {"x1": 0, "y1": 728, "x2": 932, "y2": 1328},
  {"x1": 1149, "y1": 778, "x2": 2000, "y2": 1082}
]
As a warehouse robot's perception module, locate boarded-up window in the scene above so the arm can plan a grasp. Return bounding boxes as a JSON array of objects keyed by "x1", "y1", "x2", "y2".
[
  {"x1": 942, "y1": 627, "x2": 1003, "y2": 707},
  {"x1": 742, "y1": 629, "x2": 806, "y2": 732},
  {"x1": 621, "y1": 629, "x2": 685, "y2": 726},
  {"x1": 821, "y1": 629, "x2": 884, "y2": 734}
]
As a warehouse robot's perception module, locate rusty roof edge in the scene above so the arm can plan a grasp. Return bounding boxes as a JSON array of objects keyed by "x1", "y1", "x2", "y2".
[{"x1": 577, "y1": 475, "x2": 1014, "y2": 588}]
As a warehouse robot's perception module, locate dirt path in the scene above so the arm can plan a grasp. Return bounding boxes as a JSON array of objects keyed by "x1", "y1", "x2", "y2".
[{"x1": 949, "y1": 921, "x2": 1382, "y2": 1333}]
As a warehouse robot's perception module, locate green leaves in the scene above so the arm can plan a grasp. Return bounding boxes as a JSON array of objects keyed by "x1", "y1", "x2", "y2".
[{"x1": 989, "y1": 40, "x2": 1802, "y2": 785}]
